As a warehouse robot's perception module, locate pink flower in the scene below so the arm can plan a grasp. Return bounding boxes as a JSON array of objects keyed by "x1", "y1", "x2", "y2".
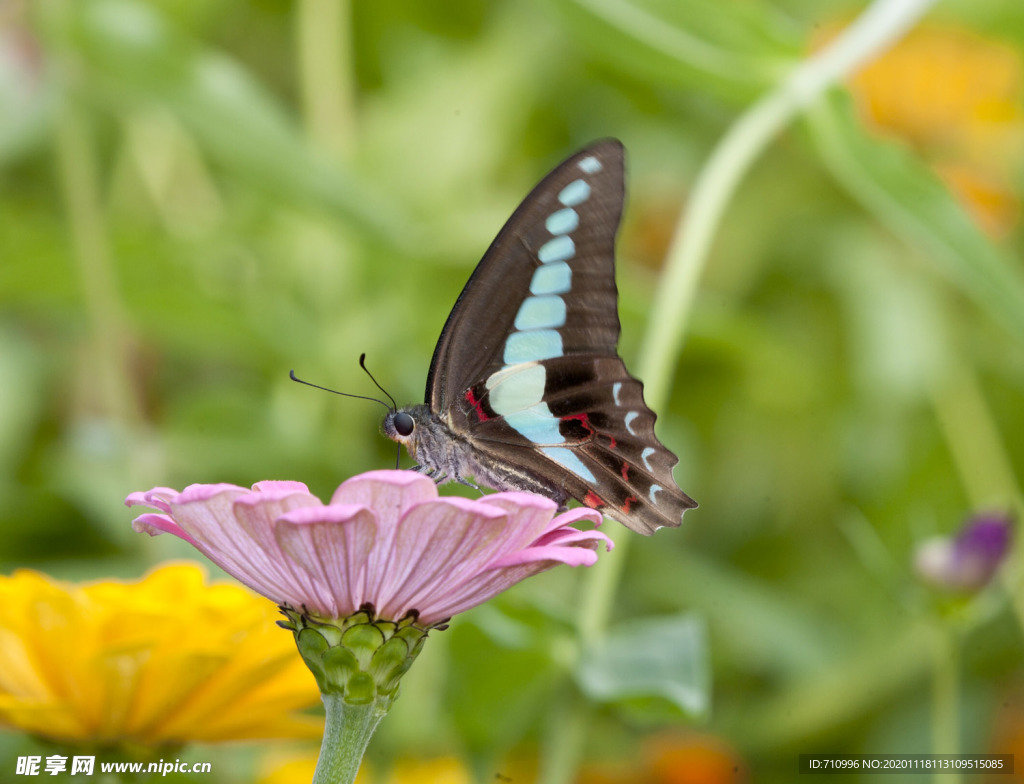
[{"x1": 126, "y1": 470, "x2": 611, "y2": 626}]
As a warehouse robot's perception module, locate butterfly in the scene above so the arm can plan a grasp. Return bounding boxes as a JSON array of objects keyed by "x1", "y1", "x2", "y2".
[{"x1": 383, "y1": 140, "x2": 697, "y2": 534}]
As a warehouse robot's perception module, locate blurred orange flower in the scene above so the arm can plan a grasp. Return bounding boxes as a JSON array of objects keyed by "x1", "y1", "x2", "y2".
[
  {"x1": 0, "y1": 564, "x2": 322, "y2": 747},
  {"x1": 842, "y1": 25, "x2": 1024, "y2": 236},
  {"x1": 576, "y1": 732, "x2": 746, "y2": 784},
  {"x1": 645, "y1": 733, "x2": 747, "y2": 784}
]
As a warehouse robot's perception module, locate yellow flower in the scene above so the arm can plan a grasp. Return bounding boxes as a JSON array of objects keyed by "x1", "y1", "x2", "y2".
[
  {"x1": 842, "y1": 25, "x2": 1024, "y2": 236},
  {"x1": 258, "y1": 753, "x2": 469, "y2": 784},
  {"x1": 384, "y1": 756, "x2": 472, "y2": 784},
  {"x1": 0, "y1": 563, "x2": 322, "y2": 747},
  {"x1": 258, "y1": 754, "x2": 371, "y2": 784}
]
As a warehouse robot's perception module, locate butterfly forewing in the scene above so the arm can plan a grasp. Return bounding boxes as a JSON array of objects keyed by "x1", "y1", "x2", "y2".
[
  {"x1": 416, "y1": 139, "x2": 696, "y2": 534},
  {"x1": 426, "y1": 140, "x2": 624, "y2": 411}
]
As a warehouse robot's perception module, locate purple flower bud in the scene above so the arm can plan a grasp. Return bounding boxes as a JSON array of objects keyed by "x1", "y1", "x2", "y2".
[{"x1": 915, "y1": 512, "x2": 1013, "y2": 593}]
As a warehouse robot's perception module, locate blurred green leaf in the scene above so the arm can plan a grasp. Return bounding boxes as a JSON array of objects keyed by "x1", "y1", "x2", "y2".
[
  {"x1": 39, "y1": 0, "x2": 408, "y2": 243},
  {"x1": 447, "y1": 604, "x2": 571, "y2": 756},
  {"x1": 0, "y1": 28, "x2": 54, "y2": 162},
  {"x1": 808, "y1": 92, "x2": 1024, "y2": 343},
  {"x1": 576, "y1": 613, "x2": 709, "y2": 717},
  {"x1": 549, "y1": 0, "x2": 801, "y2": 100}
]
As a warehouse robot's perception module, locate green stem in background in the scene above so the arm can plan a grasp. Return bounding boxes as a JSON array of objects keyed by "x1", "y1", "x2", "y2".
[
  {"x1": 536, "y1": 685, "x2": 592, "y2": 784},
  {"x1": 929, "y1": 357, "x2": 1022, "y2": 513},
  {"x1": 582, "y1": 0, "x2": 941, "y2": 666},
  {"x1": 312, "y1": 695, "x2": 385, "y2": 784},
  {"x1": 928, "y1": 338, "x2": 1024, "y2": 658},
  {"x1": 296, "y1": 0, "x2": 356, "y2": 157},
  {"x1": 931, "y1": 623, "x2": 961, "y2": 784},
  {"x1": 544, "y1": 1, "x2": 939, "y2": 783},
  {"x1": 54, "y1": 100, "x2": 139, "y2": 428},
  {"x1": 638, "y1": 0, "x2": 939, "y2": 409}
]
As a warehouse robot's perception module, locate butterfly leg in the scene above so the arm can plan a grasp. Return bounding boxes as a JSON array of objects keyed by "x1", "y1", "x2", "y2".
[
  {"x1": 411, "y1": 464, "x2": 447, "y2": 483},
  {"x1": 454, "y1": 476, "x2": 482, "y2": 492}
]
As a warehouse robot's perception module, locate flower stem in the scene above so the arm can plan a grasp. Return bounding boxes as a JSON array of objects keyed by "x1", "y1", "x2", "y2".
[
  {"x1": 930, "y1": 623, "x2": 961, "y2": 784},
  {"x1": 638, "y1": 0, "x2": 939, "y2": 406},
  {"x1": 312, "y1": 695, "x2": 384, "y2": 784},
  {"x1": 537, "y1": 686, "x2": 591, "y2": 784},
  {"x1": 53, "y1": 91, "x2": 139, "y2": 428},
  {"x1": 579, "y1": 0, "x2": 939, "y2": 696},
  {"x1": 926, "y1": 333, "x2": 1024, "y2": 632},
  {"x1": 548, "y1": 2, "x2": 938, "y2": 783},
  {"x1": 296, "y1": 0, "x2": 356, "y2": 158}
]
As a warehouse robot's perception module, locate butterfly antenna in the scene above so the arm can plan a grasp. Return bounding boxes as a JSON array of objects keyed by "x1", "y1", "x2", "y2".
[
  {"x1": 289, "y1": 370, "x2": 392, "y2": 413},
  {"x1": 358, "y1": 353, "x2": 399, "y2": 411}
]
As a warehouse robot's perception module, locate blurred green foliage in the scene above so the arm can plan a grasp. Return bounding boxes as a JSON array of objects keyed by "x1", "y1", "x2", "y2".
[{"x1": 2, "y1": 0, "x2": 1024, "y2": 781}]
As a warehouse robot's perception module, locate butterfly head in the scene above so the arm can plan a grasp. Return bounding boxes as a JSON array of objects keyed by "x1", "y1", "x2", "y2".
[{"x1": 382, "y1": 404, "x2": 432, "y2": 455}]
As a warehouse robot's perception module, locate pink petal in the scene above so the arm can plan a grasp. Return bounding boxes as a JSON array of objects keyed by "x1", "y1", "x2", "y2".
[
  {"x1": 124, "y1": 486, "x2": 180, "y2": 514},
  {"x1": 252, "y1": 480, "x2": 313, "y2": 494},
  {"x1": 330, "y1": 470, "x2": 437, "y2": 509},
  {"x1": 531, "y1": 526, "x2": 614, "y2": 551},
  {"x1": 423, "y1": 561, "x2": 553, "y2": 622},
  {"x1": 473, "y1": 493, "x2": 560, "y2": 552},
  {"x1": 275, "y1": 504, "x2": 378, "y2": 617},
  {"x1": 127, "y1": 471, "x2": 613, "y2": 625},
  {"x1": 231, "y1": 486, "x2": 326, "y2": 604},
  {"x1": 176, "y1": 482, "x2": 250, "y2": 504},
  {"x1": 545, "y1": 507, "x2": 604, "y2": 531},
  {"x1": 130, "y1": 512, "x2": 199, "y2": 547},
  {"x1": 167, "y1": 486, "x2": 301, "y2": 602},
  {"x1": 331, "y1": 471, "x2": 438, "y2": 601},
  {"x1": 491, "y1": 543, "x2": 600, "y2": 569},
  {"x1": 423, "y1": 527, "x2": 610, "y2": 622},
  {"x1": 374, "y1": 498, "x2": 509, "y2": 619}
]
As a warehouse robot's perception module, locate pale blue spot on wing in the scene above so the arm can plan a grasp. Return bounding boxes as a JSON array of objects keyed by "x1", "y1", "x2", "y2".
[
  {"x1": 558, "y1": 179, "x2": 590, "y2": 208},
  {"x1": 486, "y1": 363, "x2": 545, "y2": 414},
  {"x1": 514, "y1": 295, "x2": 566, "y2": 331},
  {"x1": 650, "y1": 484, "x2": 663, "y2": 503},
  {"x1": 530, "y1": 262, "x2": 572, "y2": 295},
  {"x1": 541, "y1": 447, "x2": 597, "y2": 482},
  {"x1": 538, "y1": 235, "x2": 575, "y2": 264},
  {"x1": 502, "y1": 330, "x2": 563, "y2": 365},
  {"x1": 504, "y1": 404, "x2": 564, "y2": 445},
  {"x1": 546, "y1": 207, "x2": 579, "y2": 236},
  {"x1": 612, "y1": 382, "x2": 622, "y2": 407},
  {"x1": 641, "y1": 447, "x2": 655, "y2": 471},
  {"x1": 578, "y1": 156, "x2": 602, "y2": 174},
  {"x1": 624, "y1": 410, "x2": 639, "y2": 435}
]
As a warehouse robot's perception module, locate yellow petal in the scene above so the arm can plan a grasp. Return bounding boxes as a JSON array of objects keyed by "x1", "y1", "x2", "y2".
[{"x1": 0, "y1": 564, "x2": 322, "y2": 747}]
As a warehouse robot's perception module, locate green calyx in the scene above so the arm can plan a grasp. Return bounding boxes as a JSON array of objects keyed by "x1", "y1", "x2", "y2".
[{"x1": 279, "y1": 604, "x2": 430, "y2": 708}]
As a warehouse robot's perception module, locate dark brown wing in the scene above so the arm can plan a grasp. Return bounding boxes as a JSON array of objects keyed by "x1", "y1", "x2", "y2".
[
  {"x1": 424, "y1": 139, "x2": 696, "y2": 533},
  {"x1": 458, "y1": 355, "x2": 696, "y2": 534},
  {"x1": 426, "y1": 140, "x2": 624, "y2": 410}
]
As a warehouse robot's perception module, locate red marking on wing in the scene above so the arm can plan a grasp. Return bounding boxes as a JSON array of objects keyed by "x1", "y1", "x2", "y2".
[
  {"x1": 620, "y1": 462, "x2": 629, "y2": 481},
  {"x1": 464, "y1": 388, "x2": 490, "y2": 422},
  {"x1": 622, "y1": 495, "x2": 638, "y2": 513},
  {"x1": 584, "y1": 490, "x2": 604, "y2": 509},
  {"x1": 606, "y1": 435, "x2": 617, "y2": 449},
  {"x1": 561, "y1": 412, "x2": 594, "y2": 435}
]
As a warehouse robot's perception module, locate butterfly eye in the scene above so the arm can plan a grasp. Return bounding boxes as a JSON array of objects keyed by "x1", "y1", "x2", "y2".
[{"x1": 394, "y1": 412, "x2": 415, "y2": 436}]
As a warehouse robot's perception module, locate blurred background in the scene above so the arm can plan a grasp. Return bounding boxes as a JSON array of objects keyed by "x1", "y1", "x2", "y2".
[{"x1": 2, "y1": 0, "x2": 1024, "y2": 781}]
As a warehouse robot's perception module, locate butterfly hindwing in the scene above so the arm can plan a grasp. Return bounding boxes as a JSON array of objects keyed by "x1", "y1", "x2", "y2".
[{"x1": 456, "y1": 355, "x2": 696, "y2": 534}]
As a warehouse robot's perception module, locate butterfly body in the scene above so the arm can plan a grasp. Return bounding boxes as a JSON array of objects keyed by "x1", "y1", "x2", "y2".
[
  {"x1": 385, "y1": 140, "x2": 696, "y2": 534},
  {"x1": 384, "y1": 404, "x2": 574, "y2": 504}
]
